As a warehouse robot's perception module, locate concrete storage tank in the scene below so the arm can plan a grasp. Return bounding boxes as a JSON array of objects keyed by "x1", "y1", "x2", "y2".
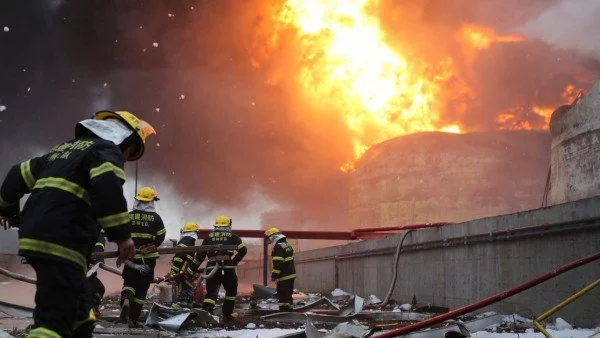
[
  {"x1": 548, "y1": 80, "x2": 600, "y2": 205},
  {"x1": 349, "y1": 131, "x2": 551, "y2": 228}
]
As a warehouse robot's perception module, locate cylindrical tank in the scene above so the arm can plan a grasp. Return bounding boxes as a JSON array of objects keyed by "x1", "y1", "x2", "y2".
[
  {"x1": 548, "y1": 81, "x2": 600, "y2": 205},
  {"x1": 349, "y1": 131, "x2": 551, "y2": 228}
]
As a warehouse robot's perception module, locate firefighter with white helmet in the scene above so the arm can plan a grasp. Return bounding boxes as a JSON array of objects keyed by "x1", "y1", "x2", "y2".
[
  {"x1": 195, "y1": 215, "x2": 247, "y2": 320},
  {"x1": 165, "y1": 221, "x2": 202, "y2": 308},
  {"x1": 265, "y1": 227, "x2": 296, "y2": 312},
  {"x1": 0, "y1": 110, "x2": 155, "y2": 337},
  {"x1": 119, "y1": 186, "x2": 165, "y2": 327}
]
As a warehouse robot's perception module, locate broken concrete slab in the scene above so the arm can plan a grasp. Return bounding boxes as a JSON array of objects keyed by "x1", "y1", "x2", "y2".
[
  {"x1": 145, "y1": 302, "x2": 218, "y2": 331},
  {"x1": 0, "y1": 301, "x2": 33, "y2": 318},
  {"x1": 262, "y1": 310, "x2": 429, "y2": 325},
  {"x1": 253, "y1": 296, "x2": 341, "y2": 315},
  {"x1": 400, "y1": 312, "x2": 503, "y2": 338},
  {"x1": 156, "y1": 312, "x2": 195, "y2": 331},
  {"x1": 253, "y1": 284, "x2": 277, "y2": 299},
  {"x1": 339, "y1": 295, "x2": 364, "y2": 317}
]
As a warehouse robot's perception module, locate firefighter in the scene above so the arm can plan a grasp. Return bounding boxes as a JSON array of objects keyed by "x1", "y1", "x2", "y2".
[
  {"x1": 265, "y1": 227, "x2": 296, "y2": 312},
  {"x1": 195, "y1": 215, "x2": 247, "y2": 320},
  {"x1": 88, "y1": 231, "x2": 106, "y2": 317},
  {"x1": 120, "y1": 186, "x2": 166, "y2": 327},
  {"x1": 0, "y1": 110, "x2": 155, "y2": 338},
  {"x1": 165, "y1": 222, "x2": 202, "y2": 308}
]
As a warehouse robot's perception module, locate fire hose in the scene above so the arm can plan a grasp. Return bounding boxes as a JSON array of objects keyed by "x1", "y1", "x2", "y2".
[
  {"x1": 0, "y1": 267, "x2": 36, "y2": 284},
  {"x1": 373, "y1": 250, "x2": 600, "y2": 337},
  {"x1": 381, "y1": 229, "x2": 413, "y2": 306}
]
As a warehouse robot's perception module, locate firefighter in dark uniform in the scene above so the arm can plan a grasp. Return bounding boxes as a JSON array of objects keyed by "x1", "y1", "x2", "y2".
[
  {"x1": 0, "y1": 110, "x2": 155, "y2": 338},
  {"x1": 165, "y1": 222, "x2": 201, "y2": 308},
  {"x1": 120, "y1": 186, "x2": 166, "y2": 327},
  {"x1": 265, "y1": 227, "x2": 296, "y2": 312},
  {"x1": 195, "y1": 215, "x2": 247, "y2": 320},
  {"x1": 88, "y1": 231, "x2": 106, "y2": 317}
]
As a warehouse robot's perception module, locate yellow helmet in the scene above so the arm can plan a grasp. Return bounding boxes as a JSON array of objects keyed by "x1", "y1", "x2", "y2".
[
  {"x1": 181, "y1": 222, "x2": 200, "y2": 233},
  {"x1": 214, "y1": 215, "x2": 232, "y2": 227},
  {"x1": 135, "y1": 186, "x2": 159, "y2": 201},
  {"x1": 264, "y1": 227, "x2": 280, "y2": 237},
  {"x1": 93, "y1": 110, "x2": 156, "y2": 161}
]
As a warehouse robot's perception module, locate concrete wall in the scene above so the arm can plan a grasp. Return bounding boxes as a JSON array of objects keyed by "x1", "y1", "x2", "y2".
[
  {"x1": 349, "y1": 130, "x2": 551, "y2": 228},
  {"x1": 239, "y1": 196, "x2": 600, "y2": 327},
  {"x1": 549, "y1": 80, "x2": 600, "y2": 205}
]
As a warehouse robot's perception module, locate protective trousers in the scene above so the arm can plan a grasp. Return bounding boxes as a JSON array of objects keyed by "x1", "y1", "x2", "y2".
[
  {"x1": 176, "y1": 278, "x2": 195, "y2": 307},
  {"x1": 276, "y1": 278, "x2": 295, "y2": 311},
  {"x1": 202, "y1": 268, "x2": 237, "y2": 316},
  {"x1": 120, "y1": 259, "x2": 156, "y2": 321},
  {"x1": 27, "y1": 256, "x2": 94, "y2": 338}
]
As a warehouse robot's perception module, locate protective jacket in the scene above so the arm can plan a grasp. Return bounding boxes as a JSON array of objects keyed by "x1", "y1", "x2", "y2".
[
  {"x1": 195, "y1": 228, "x2": 247, "y2": 272},
  {"x1": 129, "y1": 208, "x2": 165, "y2": 260},
  {"x1": 271, "y1": 238, "x2": 296, "y2": 282},
  {"x1": 169, "y1": 235, "x2": 200, "y2": 277},
  {"x1": 0, "y1": 137, "x2": 131, "y2": 272}
]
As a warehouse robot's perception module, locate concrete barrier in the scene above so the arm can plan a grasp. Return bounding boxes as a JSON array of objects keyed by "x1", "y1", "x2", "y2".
[{"x1": 238, "y1": 195, "x2": 600, "y2": 327}]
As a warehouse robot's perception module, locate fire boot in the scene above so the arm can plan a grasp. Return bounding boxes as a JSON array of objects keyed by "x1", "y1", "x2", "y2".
[
  {"x1": 222, "y1": 311, "x2": 238, "y2": 322},
  {"x1": 119, "y1": 298, "x2": 130, "y2": 324}
]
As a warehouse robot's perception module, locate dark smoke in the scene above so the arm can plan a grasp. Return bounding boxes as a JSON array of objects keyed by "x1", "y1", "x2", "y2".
[
  {"x1": 0, "y1": 0, "x2": 598, "y2": 231},
  {"x1": 0, "y1": 0, "x2": 350, "y2": 231}
]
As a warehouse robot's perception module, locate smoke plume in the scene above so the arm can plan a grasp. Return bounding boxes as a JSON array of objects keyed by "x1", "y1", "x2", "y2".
[{"x1": 0, "y1": 0, "x2": 598, "y2": 234}]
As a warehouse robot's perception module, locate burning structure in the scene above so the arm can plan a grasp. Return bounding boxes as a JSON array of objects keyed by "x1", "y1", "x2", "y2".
[{"x1": 1, "y1": 0, "x2": 600, "y2": 336}]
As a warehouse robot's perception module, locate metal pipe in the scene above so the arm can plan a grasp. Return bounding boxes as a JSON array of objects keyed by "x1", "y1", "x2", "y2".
[
  {"x1": 373, "y1": 250, "x2": 600, "y2": 337},
  {"x1": 93, "y1": 244, "x2": 236, "y2": 259},
  {"x1": 350, "y1": 223, "x2": 455, "y2": 237},
  {"x1": 533, "y1": 278, "x2": 600, "y2": 338},
  {"x1": 198, "y1": 229, "x2": 353, "y2": 240}
]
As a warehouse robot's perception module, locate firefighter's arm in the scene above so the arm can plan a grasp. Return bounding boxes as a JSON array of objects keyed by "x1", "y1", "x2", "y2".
[
  {"x1": 0, "y1": 156, "x2": 45, "y2": 227},
  {"x1": 88, "y1": 145, "x2": 133, "y2": 264},
  {"x1": 184, "y1": 253, "x2": 202, "y2": 277},
  {"x1": 153, "y1": 215, "x2": 166, "y2": 247},
  {"x1": 88, "y1": 145, "x2": 130, "y2": 242},
  {"x1": 271, "y1": 244, "x2": 284, "y2": 280},
  {"x1": 231, "y1": 237, "x2": 247, "y2": 265},
  {"x1": 168, "y1": 249, "x2": 187, "y2": 277},
  {"x1": 185, "y1": 252, "x2": 204, "y2": 277}
]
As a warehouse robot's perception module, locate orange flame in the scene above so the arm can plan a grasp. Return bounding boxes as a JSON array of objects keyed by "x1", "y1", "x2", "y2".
[
  {"x1": 457, "y1": 24, "x2": 524, "y2": 66},
  {"x1": 272, "y1": 0, "x2": 462, "y2": 172},
  {"x1": 458, "y1": 24, "x2": 524, "y2": 51},
  {"x1": 496, "y1": 85, "x2": 582, "y2": 131}
]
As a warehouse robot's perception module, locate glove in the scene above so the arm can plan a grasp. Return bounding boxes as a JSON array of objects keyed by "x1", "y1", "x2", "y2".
[
  {"x1": 174, "y1": 271, "x2": 186, "y2": 281},
  {"x1": 164, "y1": 273, "x2": 175, "y2": 282},
  {"x1": 139, "y1": 244, "x2": 157, "y2": 255},
  {"x1": 0, "y1": 203, "x2": 20, "y2": 230}
]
